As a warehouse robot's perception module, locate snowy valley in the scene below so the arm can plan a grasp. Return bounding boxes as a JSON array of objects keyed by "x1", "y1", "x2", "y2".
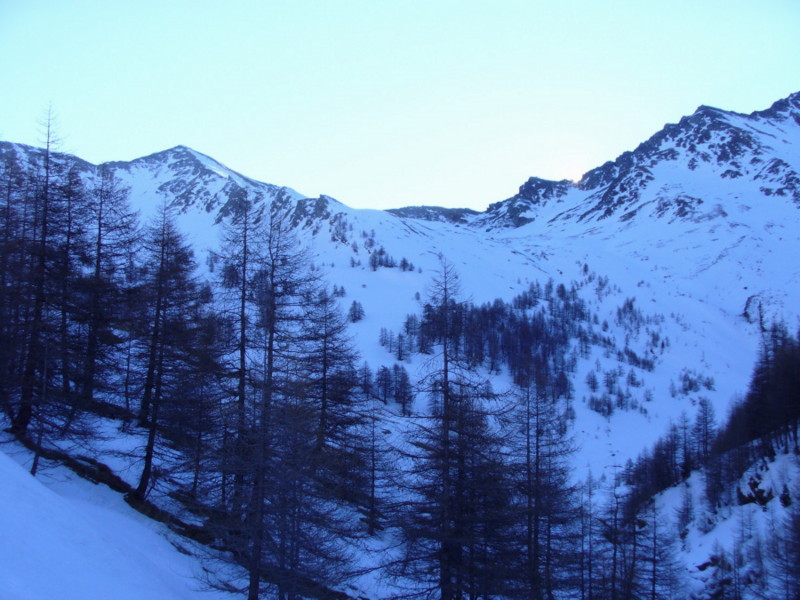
[{"x1": 1, "y1": 91, "x2": 799, "y2": 599}]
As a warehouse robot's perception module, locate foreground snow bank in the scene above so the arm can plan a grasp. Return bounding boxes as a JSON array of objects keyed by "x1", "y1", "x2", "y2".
[{"x1": 0, "y1": 447, "x2": 230, "y2": 600}]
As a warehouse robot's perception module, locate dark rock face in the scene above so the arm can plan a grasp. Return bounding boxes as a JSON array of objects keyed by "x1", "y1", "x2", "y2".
[
  {"x1": 121, "y1": 146, "x2": 287, "y2": 217},
  {"x1": 387, "y1": 205, "x2": 479, "y2": 224},
  {"x1": 477, "y1": 178, "x2": 574, "y2": 229}
]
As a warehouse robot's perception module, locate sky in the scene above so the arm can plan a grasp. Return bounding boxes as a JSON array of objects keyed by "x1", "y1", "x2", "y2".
[{"x1": 1, "y1": 0, "x2": 798, "y2": 211}]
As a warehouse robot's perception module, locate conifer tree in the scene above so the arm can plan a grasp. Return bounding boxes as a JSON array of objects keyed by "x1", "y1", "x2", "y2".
[
  {"x1": 505, "y1": 383, "x2": 578, "y2": 599},
  {"x1": 767, "y1": 497, "x2": 800, "y2": 600},
  {"x1": 638, "y1": 502, "x2": 683, "y2": 600},
  {"x1": 302, "y1": 288, "x2": 359, "y2": 455},
  {"x1": 375, "y1": 365, "x2": 393, "y2": 404},
  {"x1": 392, "y1": 257, "x2": 516, "y2": 599},
  {"x1": 693, "y1": 397, "x2": 716, "y2": 465},
  {"x1": 52, "y1": 165, "x2": 92, "y2": 435},
  {"x1": 359, "y1": 394, "x2": 395, "y2": 535},
  {"x1": 577, "y1": 473, "x2": 601, "y2": 600},
  {"x1": 348, "y1": 299, "x2": 365, "y2": 322},
  {"x1": 215, "y1": 188, "x2": 259, "y2": 520},
  {"x1": 77, "y1": 165, "x2": 139, "y2": 413},
  {"x1": 0, "y1": 162, "x2": 27, "y2": 418},
  {"x1": 212, "y1": 198, "x2": 361, "y2": 599},
  {"x1": 393, "y1": 364, "x2": 413, "y2": 416},
  {"x1": 13, "y1": 110, "x2": 61, "y2": 435},
  {"x1": 132, "y1": 203, "x2": 213, "y2": 500}
]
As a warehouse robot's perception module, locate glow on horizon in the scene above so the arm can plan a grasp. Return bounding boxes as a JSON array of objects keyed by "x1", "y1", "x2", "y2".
[{"x1": 1, "y1": 0, "x2": 798, "y2": 211}]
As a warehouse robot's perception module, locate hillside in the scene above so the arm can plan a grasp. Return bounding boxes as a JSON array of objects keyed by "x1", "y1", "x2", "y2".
[
  {"x1": 0, "y1": 90, "x2": 798, "y2": 599},
  {"x1": 0, "y1": 440, "x2": 233, "y2": 600}
]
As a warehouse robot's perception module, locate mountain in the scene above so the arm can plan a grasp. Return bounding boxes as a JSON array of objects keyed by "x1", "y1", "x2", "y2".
[
  {"x1": 1, "y1": 90, "x2": 799, "y2": 599},
  {"x1": 483, "y1": 90, "x2": 800, "y2": 227},
  {"x1": 3, "y1": 92, "x2": 800, "y2": 459}
]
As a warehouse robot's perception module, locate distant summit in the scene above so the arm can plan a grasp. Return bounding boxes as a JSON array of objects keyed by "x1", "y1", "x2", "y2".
[{"x1": 474, "y1": 89, "x2": 800, "y2": 228}]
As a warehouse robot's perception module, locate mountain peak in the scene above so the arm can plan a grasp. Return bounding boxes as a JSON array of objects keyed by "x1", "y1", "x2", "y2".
[
  {"x1": 693, "y1": 104, "x2": 727, "y2": 117},
  {"x1": 497, "y1": 92, "x2": 800, "y2": 227},
  {"x1": 475, "y1": 177, "x2": 574, "y2": 229},
  {"x1": 123, "y1": 144, "x2": 227, "y2": 171},
  {"x1": 751, "y1": 89, "x2": 800, "y2": 121},
  {"x1": 162, "y1": 144, "x2": 222, "y2": 164}
]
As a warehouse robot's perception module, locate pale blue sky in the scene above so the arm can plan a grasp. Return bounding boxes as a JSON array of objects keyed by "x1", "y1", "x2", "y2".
[{"x1": 1, "y1": 0, "x2": 798, "y2": 210}]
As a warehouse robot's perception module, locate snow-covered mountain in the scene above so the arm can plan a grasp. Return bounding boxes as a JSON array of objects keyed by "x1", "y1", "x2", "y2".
[
  {"x1": 3, "y1": 91, "x2": 799, "y2": 464},
  {"x1": 1, "y1": 90, "x2": 799, "y2": 598}
]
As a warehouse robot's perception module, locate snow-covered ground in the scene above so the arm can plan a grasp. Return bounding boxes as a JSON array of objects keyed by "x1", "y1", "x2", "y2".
[
  {"x1": 658, "y1": 449, "x2": 800, "y2": 596},
  {"x1": 0, "y1": 438, "x2": 235, "y2": 600}
]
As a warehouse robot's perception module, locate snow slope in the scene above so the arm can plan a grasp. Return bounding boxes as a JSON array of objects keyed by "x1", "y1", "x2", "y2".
[
  {"x1": 656, "y1": 449, "x2": 800, "y2": 597},
  {"x1": 0, "y1": 444, "x2": 232, "y2": 600}
]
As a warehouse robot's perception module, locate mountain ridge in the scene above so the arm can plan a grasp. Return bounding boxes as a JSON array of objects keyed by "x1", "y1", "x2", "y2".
[
  {"x1": 2, "y1": 91, "x2": 799, "y2": 329},
  {"x1": 2, "y1": 90, "x2": 798, "y2": 231},
  {"x1": 477, "y1": 90, "x2": 800, "y2": 230}
]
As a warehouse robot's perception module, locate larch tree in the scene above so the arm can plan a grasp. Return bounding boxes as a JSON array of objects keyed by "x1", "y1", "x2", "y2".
[
  {"x1": 392, "y1": 256, "x2": 517, "y2": 600},
  {"x1": 212, "y1": 197, "x2": 359, "y2": 600},
  {"x1": 132, "y1": 202, "x2": 212, "y2": 501},
  {"x1": 77, "y1": 165, "x2": 139, "y2": 414},
  {"x1": 505, "y1": 383, "x2": 579, "y2": 600},
  {"x1": 0, "y1": 161, "x2": 26, "y2": 418},
  {"x1": 215, "y1": 187, "x2": 259, "y2": 521},
  {"x1": 13, "y1": 109, "x2": 61, "y2": 435},
  {"x1": 52, "y1": 164, "x2": 92, "y2": 437},
  {"x1": 766, "y1": 496, "x2": 800, "y2": 600},
  {"x1": 693, "y1": 397, "x2": 716, "y2": 465}
]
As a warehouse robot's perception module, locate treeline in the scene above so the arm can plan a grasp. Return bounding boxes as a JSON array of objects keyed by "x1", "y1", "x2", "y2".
[
  {"x1": 382, "y1": 278, "x2": 592, "y2": 400},
  {"x1": 382, "y1": 275, "x2": 670, "y2": 423},
  {"x1": 619, "y1": 323, "x2": 800, "y2": 600},
  {"x1": 377, "y1": 259, "x2": 686, "y2": 600},
  {"x1": 623, "y1": 323, "x2": 800, "y2": 516}
]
